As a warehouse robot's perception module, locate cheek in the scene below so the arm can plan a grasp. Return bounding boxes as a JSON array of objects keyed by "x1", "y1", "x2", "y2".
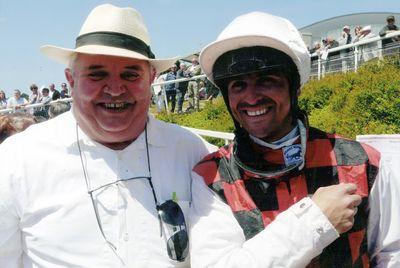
[
  {"x1": 130, "y1": 82, "x2": 152, "y2": 99},
  {"x1": 74, "y1": 81, "x2": 100, "y2": 100}
]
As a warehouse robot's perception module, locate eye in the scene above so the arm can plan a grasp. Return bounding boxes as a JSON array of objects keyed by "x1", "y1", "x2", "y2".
[
  {"x1": 228, "y1": 80, "x2": 247, "y2": 93},
  {"x1": 257, "y1": 75, "x2": 284, "y2": 88},
  {"x1": 87, "y1": 70, "x2": 108, "y2": 81},
  {"x1": 121, "y1": 71, "x2": 140, "y2": 81}
]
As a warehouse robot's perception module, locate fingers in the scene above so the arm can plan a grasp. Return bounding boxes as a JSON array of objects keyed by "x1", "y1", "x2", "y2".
[{"x1": 341, "y1": 183, "x2": 357, "y2": 194}]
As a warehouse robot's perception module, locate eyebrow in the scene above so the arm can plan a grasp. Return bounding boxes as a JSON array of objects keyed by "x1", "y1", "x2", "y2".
[
  {"x1": 124, "y1": 65, "x2": 143, "y2": 71},
  {"x1": 85, "y1": 65, "x2": 143, "y2": 71},
  {"x1": 87, "y1": 65, "x2": 104, "y2": 70}
]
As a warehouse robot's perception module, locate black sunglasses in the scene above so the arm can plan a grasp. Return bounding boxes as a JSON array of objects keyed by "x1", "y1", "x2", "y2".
[
  {"x1": 157, "y1": 200, "x2": 189, "y2": 261},
  {"x1": 76, "y1": 124, "x2": 189, "y2": 262}
]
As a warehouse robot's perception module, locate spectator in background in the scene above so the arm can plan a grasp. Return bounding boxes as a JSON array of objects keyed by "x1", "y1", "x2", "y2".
[
  {"x1": 339, "y1": 25, "x2": 352, "y2": 72},
  {"x1": 186, "y1": 57, "x2": 202, "y2": 111},
  {"x1": 49, "y1": 83, "x2": 60, "y2": 100},
  {"x1": 165, "y1": 65, "x2": 177, "y2": 113},
  {"x1": 339, "y1": 25, "x2": 352, "y2": 46},
  {"x1": 34, "y1": 88, "x2": 52, "y2": 119},
  {"x1": 379, "y1": 15, "x2": 399, "y2": 54},
  {"x1": 325, "y1": 37, "x2": 339, "y2": 52},
  {"x1": 379, "y1": 15, "x2": 399, "y2": 38},
  {"x1": 359, "y1": 25, "x2": 375, "y2": 40},
  {"x1": 7, "y1": 89, "x2": 27, "y2": 111},
  {"x1": 321, "y1": 37, "x2": 340, "y2": 72},
  {"x1": 358, "y1": 25, "x2": 377, "y2": 62},
  {"x1": 176, "y1": 62, "x2": 189, "y2": 113},
  {"x1": 309, "y1": 42, "x2": 322, "y2": 62},
  {"x1": 28, "y1": 84, "x2": 40, "y2": 105},
  {"x1": 60, "y1": 82, "x2": 70, "y2": 98},
  {"x1": 40, "y1": 87, "x2": 52, "y2": 104},
  {"x1": 353, "y1": 25, "x2": 363, "y2": 43},
  {"x1": 0, "y1": 113, "x2": 37, "y2": 144},
  {"x1": 0, "y1": 90, "x2": 7, "y2": 109},
  {"x1": 309, "y1": 42, "x2": 321, "y2": 54}
]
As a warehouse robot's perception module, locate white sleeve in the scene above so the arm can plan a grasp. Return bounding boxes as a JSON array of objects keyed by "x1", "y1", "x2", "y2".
[
  {"x1": 189, "y1": 172, "x2": 339, "y2": 268},
  {"x1": 0, "y1": 140, "x2": 23, "y2": 268},
  {"x1": 368, "y1": 154, "x2": 400, "y2": 267}
]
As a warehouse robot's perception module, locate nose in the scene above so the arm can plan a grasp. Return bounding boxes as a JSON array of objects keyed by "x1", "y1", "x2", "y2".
[
  {"x1": 242, "y1": 83, "x2": 264, "y2": 105},
  {"x1": 103, "y1": 76, "x2": 127, "y2": 96}
]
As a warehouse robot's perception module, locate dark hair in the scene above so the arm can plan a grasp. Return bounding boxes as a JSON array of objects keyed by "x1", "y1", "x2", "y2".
[
  {"x1": 42, "y1": 87, "x2": 50, "y2": 94},
  {"x1": 30, "y1": 84, "x2": 38, "y2": 90}
]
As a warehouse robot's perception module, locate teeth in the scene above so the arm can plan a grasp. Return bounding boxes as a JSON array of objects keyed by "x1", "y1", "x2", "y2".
[
  {"x1": 247, "y1": 108, "x2": 267, "y2": 116},
  {"x1": 104, "y1": 103, "x2": 127, "y2": 109}
]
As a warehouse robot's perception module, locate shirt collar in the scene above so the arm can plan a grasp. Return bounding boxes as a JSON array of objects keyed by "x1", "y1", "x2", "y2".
[
  {"x1": 249, "y1": 124, "x2": 299, "y2": 150},
  {"x1": 67, "y1": 111, "x2": 166, "y2": 151}
]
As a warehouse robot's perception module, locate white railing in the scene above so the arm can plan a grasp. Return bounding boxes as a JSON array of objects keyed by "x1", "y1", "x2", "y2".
[
  {"x1": 0, "y1": 98, "x2": 72, "y2": 115},
  {"x1": 310, "y1": 30, "x2": 400, "y2": 79},
  {"x1": 182, "y1": 126, "x2": 234, "y2": 145}
]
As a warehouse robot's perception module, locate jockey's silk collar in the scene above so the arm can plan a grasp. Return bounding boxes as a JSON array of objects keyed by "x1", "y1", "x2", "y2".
[{"x1": 250, "y1": 124, "x2": 299, "y2": 150}]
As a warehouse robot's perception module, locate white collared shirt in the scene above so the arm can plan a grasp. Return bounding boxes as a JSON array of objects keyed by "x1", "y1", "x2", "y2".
[{"x1": 0, "y1": 111, "x2": 215, "y2": 268}]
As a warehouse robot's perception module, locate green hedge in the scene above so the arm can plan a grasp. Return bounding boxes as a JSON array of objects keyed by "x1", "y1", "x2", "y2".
[
  {"x1": 156, "y1": 57, "x2": 400, "y2": 144},
  {"x1": 156, "y1": 98, "x2": 234, "y2": 146},
  {"x1": 299, "y1": 57, "x2": 400, "y2": 138}
]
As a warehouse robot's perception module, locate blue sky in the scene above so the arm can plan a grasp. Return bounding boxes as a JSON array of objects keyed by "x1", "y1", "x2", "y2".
[{"x1": 0, "y1": 0, "x2": 399, "y2": 96}]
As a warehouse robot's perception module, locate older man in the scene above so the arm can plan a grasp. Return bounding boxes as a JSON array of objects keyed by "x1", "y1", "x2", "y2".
[
  {"x1": 189, "y1": 12, "x2": 398, "y2": 267},
  {"x1": 0, "y1": 4, "x2": 213, "y2": 267},
  {"x1": 186, "y1": 58, "x2": 202, "y2": 111}
]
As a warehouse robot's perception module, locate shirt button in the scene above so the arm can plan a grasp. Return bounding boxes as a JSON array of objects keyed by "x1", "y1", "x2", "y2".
[
  {"x1": 316, "y1": 227, "x2": 324, "y2": 234},
  {"x1": 299, "y1": 203, "x2": 306, "y2": 209},
  {"x1": 123, "y1": 233, "x2": 129, "y2": 241}
]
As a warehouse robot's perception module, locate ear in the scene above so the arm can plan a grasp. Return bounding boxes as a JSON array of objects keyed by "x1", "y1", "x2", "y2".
[
  {"x1": 149, "y1": 66, "x2": 156, "y2": 83},
  {"x1": 64, "y1": 68, "x2": 74, "y2": 94}
]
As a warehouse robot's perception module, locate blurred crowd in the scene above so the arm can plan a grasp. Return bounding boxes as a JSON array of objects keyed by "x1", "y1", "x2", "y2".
[
  {"x1": 309, "y1": 15, "x2": 399, "y2": 63},
  {"x1": 0, "y1": 82, "x2": 71, "y2": 119},
  {"x1": 152, "y1": 58, "x2": 220, "y2": 114}
]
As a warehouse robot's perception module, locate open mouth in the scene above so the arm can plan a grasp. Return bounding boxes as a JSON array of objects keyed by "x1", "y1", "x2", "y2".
[
  {"x1": 98, "y1": 102, "x2": 132, "y2": 111},
  {"x1": 242, "y1": 106, "x2": 272, "y2": 117}
]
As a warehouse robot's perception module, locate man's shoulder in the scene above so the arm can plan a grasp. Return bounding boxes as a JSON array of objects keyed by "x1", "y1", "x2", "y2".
[
  {"x1": 308, "y1": 127, "x2": 380, "y2": 166},
  {"x1": 193, "y1": 144, "x2": 231, "y2": 171}
]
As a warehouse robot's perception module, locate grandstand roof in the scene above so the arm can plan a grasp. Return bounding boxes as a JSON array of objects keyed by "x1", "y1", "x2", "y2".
[{"x1": 300, "y1": 12, "x2": 400, "y2": 47}]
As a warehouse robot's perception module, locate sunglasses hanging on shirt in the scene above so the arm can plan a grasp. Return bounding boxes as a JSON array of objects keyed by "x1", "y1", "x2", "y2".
[{"x1": 76, "y1": 123, "x2": 189, "y2": 262}]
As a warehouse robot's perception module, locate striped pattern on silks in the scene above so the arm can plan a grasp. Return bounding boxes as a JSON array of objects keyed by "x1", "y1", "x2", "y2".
[{"x1": 193, "y1": 127, "x2": 380, "y2": 268}]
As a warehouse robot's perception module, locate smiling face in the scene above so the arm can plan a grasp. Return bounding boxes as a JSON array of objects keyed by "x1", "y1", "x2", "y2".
[
  {"x1": 227, "y1": 72, "x2": 293, "y2": 142},
  {"x1": 65, "y1": 53, "x2": 155, "y2": 149}
]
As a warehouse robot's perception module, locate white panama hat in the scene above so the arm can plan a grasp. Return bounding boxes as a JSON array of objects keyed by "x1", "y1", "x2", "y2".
[
  {"x1": 41, "y1": 4, "x2": 178, "y2": 73},
  {"x1": 199, "y1": 12, "x2": 310, "y2": 87}
]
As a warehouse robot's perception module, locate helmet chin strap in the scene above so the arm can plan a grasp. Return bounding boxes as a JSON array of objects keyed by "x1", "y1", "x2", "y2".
[{"x1": 232, "y1": 119, "x2": 307, "y2": 178}]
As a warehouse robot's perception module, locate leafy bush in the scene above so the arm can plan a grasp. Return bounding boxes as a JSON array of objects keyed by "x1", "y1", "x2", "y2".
[
  {"x1": 156, "y1": 98, "x2": 234, "y2": 146},
  {"x1": 299, "y1": 56, "x2": 400, "y2": 138}
]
